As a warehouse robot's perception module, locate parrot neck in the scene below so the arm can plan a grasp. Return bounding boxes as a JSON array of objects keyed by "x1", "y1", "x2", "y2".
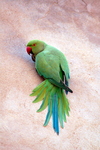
[{"x1": 31, "y1": 43, "x2": 47, "y2": 62}]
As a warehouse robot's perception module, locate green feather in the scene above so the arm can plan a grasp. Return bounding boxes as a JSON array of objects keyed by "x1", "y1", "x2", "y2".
[
  {"x1": 32, "y1": 80, "x2": 53, "y2": 111},
  {"x1": 43, "y1": 95, "x2": 53, "y2": 126},
  {"x1": 32, "y1": 80, "x2": 45, "y2": 92},
  {"x1": 37, "y1": 93, "x2": 49, "y2": 112},
  {"x1": 62, "y1": 91, "x2": 70, "y2": 116},
  {"x1": 32, "y1": 86, "x2": 46, "y2": 103},
  {"x1": 43, "y1": 86, "x2": 57, "y2": 126}
]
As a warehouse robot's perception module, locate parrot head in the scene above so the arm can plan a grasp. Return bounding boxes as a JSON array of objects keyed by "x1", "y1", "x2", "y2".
[{"x1": 26, "y1": 40, "x2": 46, "y2": 55}]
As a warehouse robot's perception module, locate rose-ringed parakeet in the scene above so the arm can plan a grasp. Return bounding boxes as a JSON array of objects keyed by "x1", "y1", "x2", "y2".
[{"x1": 26, "y1": 40, "x2": 73, "y2": 135}]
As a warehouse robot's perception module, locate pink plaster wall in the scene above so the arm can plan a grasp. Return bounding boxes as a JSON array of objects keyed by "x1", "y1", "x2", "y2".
[{"x1": 0, "y1": 0, "x2": 100, "y2": 150}]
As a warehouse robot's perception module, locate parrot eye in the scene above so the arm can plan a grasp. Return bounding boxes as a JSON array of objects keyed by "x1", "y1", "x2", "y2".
[{"x1": 32, "y1": 43, "x2": 36, "y2": 46}]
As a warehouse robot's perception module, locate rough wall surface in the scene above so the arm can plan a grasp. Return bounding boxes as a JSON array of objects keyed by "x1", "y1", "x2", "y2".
[{"x1": 0, "y1": 0, "x2": 100, "y2": 150}]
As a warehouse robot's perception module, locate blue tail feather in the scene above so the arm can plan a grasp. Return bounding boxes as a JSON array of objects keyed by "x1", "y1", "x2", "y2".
[{"x1": 52, "y1": 94, "x2": 59, "y2": 135}]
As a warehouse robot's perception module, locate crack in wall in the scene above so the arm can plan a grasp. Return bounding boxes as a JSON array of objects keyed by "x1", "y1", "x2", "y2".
[{"x1": 81, "y1": 0, "x2": 87, "y2": 6}]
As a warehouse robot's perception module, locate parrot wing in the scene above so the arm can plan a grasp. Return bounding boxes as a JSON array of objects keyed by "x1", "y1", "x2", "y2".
[
  {"x1": 35, "y1": 49, "x2": 73, "y2": 93},
  {"x1": 60, "y1": 53, "x2": 70, "y2": 80},
  {"x1": 35, "y1": 50, "x2": 61, "y2": 82},
  {"x1": 59, "y1": 53, "x2": 71, "y2": 93}
]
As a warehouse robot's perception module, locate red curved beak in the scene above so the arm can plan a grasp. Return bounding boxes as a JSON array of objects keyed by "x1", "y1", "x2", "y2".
[{"x1": 26, "y1": 47, "x2": 32, "y2": 55}]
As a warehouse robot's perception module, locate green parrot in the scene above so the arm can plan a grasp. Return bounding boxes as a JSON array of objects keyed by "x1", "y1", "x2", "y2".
[{"x1": 26, "y1": 40, "x2": 73, "y2": 135}]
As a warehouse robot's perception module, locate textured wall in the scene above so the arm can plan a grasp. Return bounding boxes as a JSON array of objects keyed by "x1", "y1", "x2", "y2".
[{"x1": 0, "y1": 0, "x2": 100, "y2": 150}]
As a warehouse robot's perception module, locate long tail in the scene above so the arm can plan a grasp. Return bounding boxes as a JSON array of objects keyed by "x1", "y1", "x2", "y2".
[{"x1": 30, "y1": 79, "x2": 70, "y2": 135}]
